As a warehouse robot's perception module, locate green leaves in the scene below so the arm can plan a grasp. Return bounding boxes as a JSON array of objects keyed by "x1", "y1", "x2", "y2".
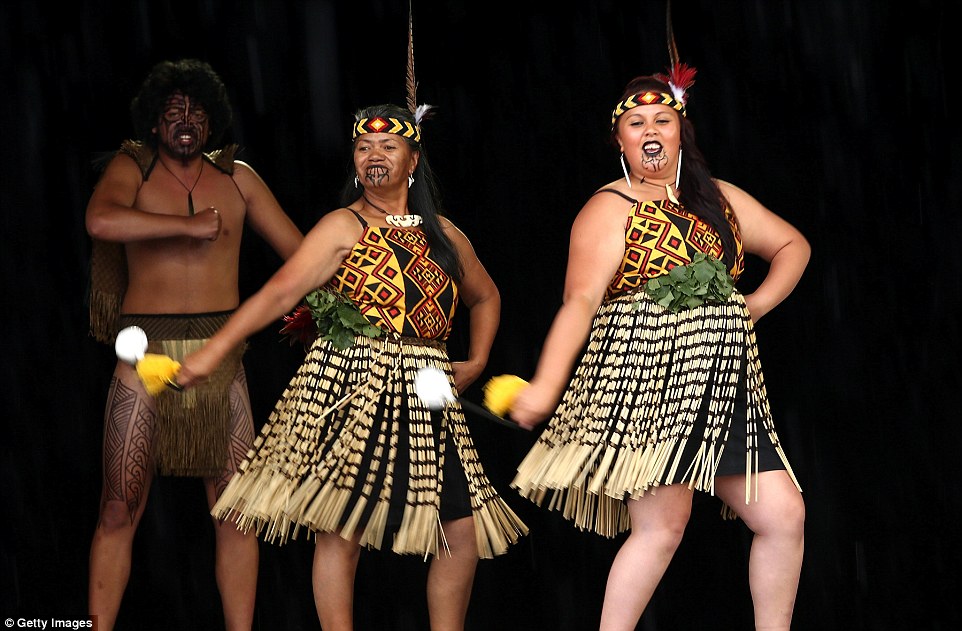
[
  {"x1": 304, "y1": 289, "x2": 384, "y2": 350},
  {"x1": 639, "y1": 253, "x2": 735, "y2": 313}
]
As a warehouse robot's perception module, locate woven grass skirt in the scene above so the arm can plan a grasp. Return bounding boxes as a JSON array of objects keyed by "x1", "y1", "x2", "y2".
[
  {"x1": 212, "y1": 334, "x2": 528, "y2": 558},
  {"x1": 511, "y1": 290, "x2": 800, "y2": 538},
  {"x1": 119, "y1": 312, "x2": 244, "y2": 477}
]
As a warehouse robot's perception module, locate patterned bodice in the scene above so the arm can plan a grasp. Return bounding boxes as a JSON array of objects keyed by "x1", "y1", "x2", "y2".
[
  {"x1": 606, "y1": 195, "x2": 745, "y2": 300},
  {"x1": 326, "y1": 225, "x2": 459, "y2": 340}
]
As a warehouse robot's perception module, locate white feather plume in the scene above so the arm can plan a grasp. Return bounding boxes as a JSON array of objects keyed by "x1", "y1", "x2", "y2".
[
  {"x1": 668, "y1": 82, "x2": 686, "y2": 104},
  {"x1": 414, "y1": 103, "x2": 435, "y2": 125}
]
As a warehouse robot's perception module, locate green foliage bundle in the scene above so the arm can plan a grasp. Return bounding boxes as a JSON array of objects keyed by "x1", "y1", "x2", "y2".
[{"x1": 641, "y1": 253, "x2": 734, "y2": 313}]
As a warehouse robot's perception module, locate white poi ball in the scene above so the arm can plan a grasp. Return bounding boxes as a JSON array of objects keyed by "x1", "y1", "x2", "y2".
[
  {"x1": 115, "y1": 326, "x2": 148, "y2": 365},
  {"x1": 414, "y1": 366, "x2": 456, "y2": 410}
]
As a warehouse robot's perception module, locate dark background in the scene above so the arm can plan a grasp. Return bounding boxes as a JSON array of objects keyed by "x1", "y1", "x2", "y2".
[{"x1": 2, "y1": 1, "x2": 959, "y2": 630}]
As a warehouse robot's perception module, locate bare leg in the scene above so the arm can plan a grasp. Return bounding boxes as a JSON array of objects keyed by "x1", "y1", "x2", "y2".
[
  {"x1": 715, "y1": 471, "x2": 804, "y2": 631},
  {"x1": 599, "y1": 485, "x2": 694, "y2": 631},
  {"x1": 205, "y1": 366, "x2": 259, "y2": 631},
  {"x1": 313, "y1": 532, "x2": 361, "y2": 631},
  {"x1": 89, "y1": 364, "x2": 156, "y2": 631},
  {"x1": 427, "y1": 516, "x2": 479, "y2": 631}
]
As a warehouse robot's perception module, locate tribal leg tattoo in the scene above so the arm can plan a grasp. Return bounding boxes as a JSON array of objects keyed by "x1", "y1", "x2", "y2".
[
  {"x1": 100, "y1": 369, "x2": 155, "y2": 524},
  {"x1": 209, "y1": 365, "x2": 255, "y2": 500}
]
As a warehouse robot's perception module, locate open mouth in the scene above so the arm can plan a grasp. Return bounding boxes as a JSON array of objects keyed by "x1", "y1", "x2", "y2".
[{"x1": 643, "y1": 141, "x2": 663, "y2": 156}]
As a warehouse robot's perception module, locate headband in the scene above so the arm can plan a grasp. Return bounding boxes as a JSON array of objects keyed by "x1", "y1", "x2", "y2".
[
  {"x1": 611, "y1": 90, "x2": 687, "y2": 126},
  {"x1": 350, "y1": 5, "x2": 433, "y2": 146},
  {"x1": 352, "y1": 116, "x2": 421, "y2": 144}
]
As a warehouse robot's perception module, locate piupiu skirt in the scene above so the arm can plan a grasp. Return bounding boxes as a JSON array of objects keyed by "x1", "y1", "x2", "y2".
[
  {"x1": 212, "y1": 334, "x2": 528, "y2": 558},
  {"x1": 119, "y1": 311, "x2": 244, "y2": 477},
  {"x1": 511, "y1": 290, "x2": 800, "y2": 538}
]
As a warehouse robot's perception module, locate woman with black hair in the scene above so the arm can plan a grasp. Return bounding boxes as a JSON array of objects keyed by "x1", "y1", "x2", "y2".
[
  {"x1": 178, "y1": 102, "x2": 527, "y2": 630},
  {"x1": 507, "y1": 69, "x2": 810, "y2": 630}
]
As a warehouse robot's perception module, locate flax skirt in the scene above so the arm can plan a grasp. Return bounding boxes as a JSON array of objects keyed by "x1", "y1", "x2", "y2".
[
  {"x1": 511, "y1": 290, "x2": 800, "y2": 538},
  {"x1": 212, "y1": 334, "x2": 527, "y2": 558}
]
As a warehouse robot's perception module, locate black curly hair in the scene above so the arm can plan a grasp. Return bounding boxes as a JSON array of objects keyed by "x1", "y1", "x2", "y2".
[{"x1": 129, "y1": 59, "x2": 233, "y2": 149}]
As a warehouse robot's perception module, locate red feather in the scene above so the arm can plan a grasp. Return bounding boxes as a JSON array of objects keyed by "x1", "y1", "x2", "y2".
[
  {"x1": 669, "y1": 63, "x2": 698, "y2": 92},
  {"x1": 279, "y1": 305, "x2": 317, "y2": 346}
]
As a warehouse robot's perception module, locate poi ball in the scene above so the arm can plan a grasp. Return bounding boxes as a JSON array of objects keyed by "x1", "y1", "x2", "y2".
[
  {"x1": 115, "y1": 326, "x2": 148, "y2": 365},
  {"x1": 136, "y1": 353, "x2": 182, "y2": 396},
  {"x1": 483, "y1": 374, "x2": 529, "y2": 417},
  {"x1": 414, "y1": 366, "x2": 456, "y2": 410}
]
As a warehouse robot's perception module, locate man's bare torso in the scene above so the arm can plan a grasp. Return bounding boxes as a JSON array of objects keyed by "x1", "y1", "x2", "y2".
[{"x1": 123, "y1": 157, "x2": 246, "y2": 314}]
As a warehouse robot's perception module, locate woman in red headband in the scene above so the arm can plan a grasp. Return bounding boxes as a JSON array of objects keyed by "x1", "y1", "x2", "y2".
[
  {"x1": 508, "y1": 63, "x2": 810, "y2": 630},
  {"x1": 178, "y1": 102, "x2": 528, "y2": 629}
]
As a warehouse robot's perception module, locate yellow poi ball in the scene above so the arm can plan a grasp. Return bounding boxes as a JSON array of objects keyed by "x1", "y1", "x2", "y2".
[{"x1": 483, "y1": 374, "x2": 528, "y2": 417}]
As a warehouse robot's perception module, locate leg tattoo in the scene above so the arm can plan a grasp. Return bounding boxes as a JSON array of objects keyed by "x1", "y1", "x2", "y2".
[
  {"x1": 212, "y1": 366, "x2": 255, "y2": 500},
  {"x1": 102, "y1": 375, "x2": 154, "y2": 523}
]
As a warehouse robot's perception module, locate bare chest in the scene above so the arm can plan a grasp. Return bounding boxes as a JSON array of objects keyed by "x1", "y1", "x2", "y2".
[{"x1": 136, "y1": 166, "x2": 245, "y2": 228}]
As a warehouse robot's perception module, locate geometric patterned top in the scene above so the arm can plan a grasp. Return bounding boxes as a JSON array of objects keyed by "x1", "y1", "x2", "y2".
[
  {"x1": 326, "y1": 225, "x2": 459, "y2": 340},
  {"x1": 606, "y1": 195, "x2": 744, "y2": 300}
]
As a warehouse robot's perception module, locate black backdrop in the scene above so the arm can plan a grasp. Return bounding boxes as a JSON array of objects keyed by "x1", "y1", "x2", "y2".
[{"x1": 2, "y1": 1, "x2": 960, "y2": 630}]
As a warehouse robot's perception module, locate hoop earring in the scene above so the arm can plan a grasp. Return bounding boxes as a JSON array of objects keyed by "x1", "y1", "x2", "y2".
[
  {"x1": 354, "y1": 176, "x2": 359, "y2": 189},
  {"x1": 408, "y1": 174, "x2": 415, "y2": 188},
  {"x1": 620, "y1": 153, "x2": 632, "y2": 188},
  {"x1": 675, "y1": 148, "x2": 683, "y2": 189}
]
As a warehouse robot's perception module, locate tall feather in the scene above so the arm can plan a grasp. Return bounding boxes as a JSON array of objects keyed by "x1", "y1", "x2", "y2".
[
  {"x1": 406, "y1": 1, "x2": 417, "y2": 115},
  {"x1": 662, "y1": 0, "x2": 696, "y2": 103},
  {"x1": 666, "y1": 0, "x2": 680, "y2": 72}
]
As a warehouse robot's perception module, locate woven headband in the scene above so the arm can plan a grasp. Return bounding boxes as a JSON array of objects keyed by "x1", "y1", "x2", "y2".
[
  {"x1": 611, "y1": 90, "x2": 687, "y2": 126},
  {"x1": 352, "y1": 116, "x2": 421, "y2": 144}
]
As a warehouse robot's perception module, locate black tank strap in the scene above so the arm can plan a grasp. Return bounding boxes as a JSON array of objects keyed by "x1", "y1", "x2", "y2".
[
  {"x1": 348, "y1": 209, "x2": 368, "y2": 228},
  {"x1": 593, "y1": 188, "x2": 638, "y2": 204}
]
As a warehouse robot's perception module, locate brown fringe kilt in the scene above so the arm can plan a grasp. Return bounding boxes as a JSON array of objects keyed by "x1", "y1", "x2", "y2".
[
  {"x1": 118, "y1": 312, "x2": 245, "y2": 477},
  {"x1": 511, "y1": 290, "x2": 800, "y2": 538},
  {"x1": 211, "y1": 335, "x2": 528, "y2": 559},
  {"x1": 88, "y1": 240, "x2": 127, "y2": 344}
]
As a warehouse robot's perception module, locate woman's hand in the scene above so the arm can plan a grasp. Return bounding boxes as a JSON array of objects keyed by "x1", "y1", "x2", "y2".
[
  {"x1": 743, "y1": 292, "x2": 766, "y2": 323},
  {"x1": 451, "y1": 358, "x2": 484, "y2": 394},
  {"x1": 508, "y1": 381, "x2": 561, "y2": 431},
  {"x1": 175, "y1": 343, "x2": 224, "y2": 389}
]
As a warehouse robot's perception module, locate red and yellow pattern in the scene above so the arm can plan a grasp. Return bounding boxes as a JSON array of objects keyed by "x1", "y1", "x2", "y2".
[
  {"x1": 352, "y1": 116, "x2": 421, "y2": 144},
  {"x1": 606, "y1": 199, "x2": 744, "y2": 300},
  {"x1": 611, "y1": 91, "x2": 687, "y2": 125},
  {"x1": 326, "y1": 226, "x2": 458, "y2": 340}
]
